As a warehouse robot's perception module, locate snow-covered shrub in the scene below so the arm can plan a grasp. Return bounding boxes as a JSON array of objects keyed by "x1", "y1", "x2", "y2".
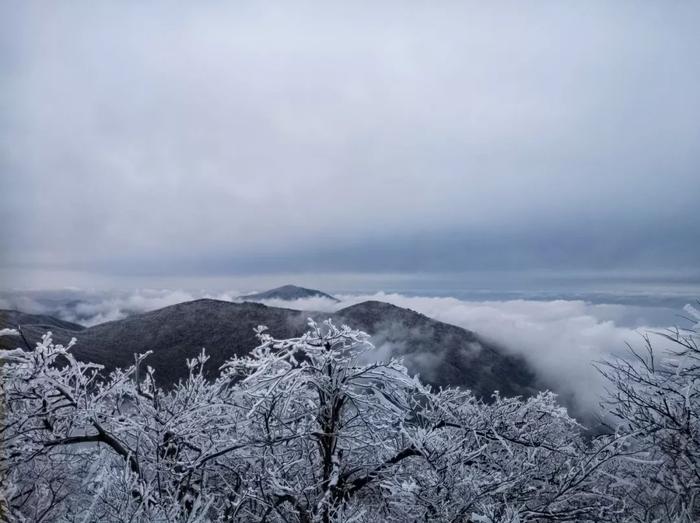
[
  {"x1": 0, "y1": 317, "x2": 696, "y2": 521},
  {"x1": 597, "y1": 305, "x2": 700, "y2": 522}
]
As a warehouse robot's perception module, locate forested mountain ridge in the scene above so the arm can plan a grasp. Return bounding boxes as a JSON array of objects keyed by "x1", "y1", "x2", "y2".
[
  {"x1": 0, "y1": 298, "x2": 536, "y2": 399},
  {"x1": 238, "y1": 284, "x2": 339, "y2": 302}
]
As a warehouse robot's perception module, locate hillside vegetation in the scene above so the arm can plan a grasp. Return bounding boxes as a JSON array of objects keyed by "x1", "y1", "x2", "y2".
[{"x1": 1, "y1": 315, "x2": 698, "y2": 522}]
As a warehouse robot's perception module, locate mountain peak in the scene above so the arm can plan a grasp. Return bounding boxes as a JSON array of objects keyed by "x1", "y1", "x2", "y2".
[
  {"x1": 1, "y1": 296, "x2": 536, "y2": 400},
  {"x1": 239, "y1": 285, "x2": 339, "y2": 302}
]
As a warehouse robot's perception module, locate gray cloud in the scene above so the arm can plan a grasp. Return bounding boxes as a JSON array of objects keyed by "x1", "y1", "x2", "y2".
[{"x1": 1, "y1": 1, "x2": 699, "y2": 286}]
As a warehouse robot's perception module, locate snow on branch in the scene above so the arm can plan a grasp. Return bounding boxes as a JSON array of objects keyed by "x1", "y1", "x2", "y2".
[{"x1": 1, "y1": 316, "x2": 698, "y2": 521}]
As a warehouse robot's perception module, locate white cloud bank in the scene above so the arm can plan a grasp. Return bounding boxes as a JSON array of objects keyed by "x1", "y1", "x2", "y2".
[
  {"x1": 258, "y1": 292, "x2": 681, "y2": 414},
  {"x1": 2, "y1": 288, "x2": 688, "y2": 416},
  {"x1": 347, "y1": 295, "x2": 654, "y2": 412},
  {"x1": 0, "y1": 289, "x2": 241, "y2": 326}
]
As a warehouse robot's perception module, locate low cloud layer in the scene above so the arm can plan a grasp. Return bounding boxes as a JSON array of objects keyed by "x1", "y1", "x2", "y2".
[
  {"x1": 256, "y1": 292, "x2": 685, "y2": 414},
  {"x1": 0, "y1": 289, "x2": 240, "y2": 326},
  {"x1": 2, "y1": 288, "x2": 689, "y2": 417},
  {"x1": 350, "y1": 295, "x2": 651, "y2": 412}
]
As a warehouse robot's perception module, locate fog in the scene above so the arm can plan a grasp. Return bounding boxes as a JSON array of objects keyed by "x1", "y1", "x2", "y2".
[
  {"x1": 270, "y1": 292, "x2": 686, "y2": 412},
  {"x1": 3, "y1": 286, "x2": 692, "y2": 415}
]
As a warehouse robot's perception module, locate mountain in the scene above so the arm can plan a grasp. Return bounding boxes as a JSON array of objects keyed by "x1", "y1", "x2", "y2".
[
  {"x1": 0, "y1": 310, "x2": 85, "y2": 332},
  {"x1": 0, "y1": 299, "x2": 537, "y2": 400},
  {"x1": 239, "y1": 285, "x2": 339, "y2": 302},
  {"x1": 334, "y1": 301, "x2": 535, "y2": 398}
]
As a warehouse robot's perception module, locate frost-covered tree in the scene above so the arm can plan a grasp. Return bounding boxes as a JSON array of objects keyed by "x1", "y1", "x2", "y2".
[
  {"x1": 1, "y1": 316, "x2": 692, "y2": 522},
  {"x1": 598, "y1": 305, "x2": 700, "y2": 522},
  {"x1": 1, "y1": 329, "x2": 237, "y2": 522},
  {"x1": 223, "y1": 321, "x2": 631, "y2": 522}
]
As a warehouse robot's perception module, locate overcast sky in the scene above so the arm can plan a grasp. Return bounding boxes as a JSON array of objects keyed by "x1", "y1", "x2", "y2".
[{"x1": 1, "y1": 1, "x2": 699, "y2": 290}]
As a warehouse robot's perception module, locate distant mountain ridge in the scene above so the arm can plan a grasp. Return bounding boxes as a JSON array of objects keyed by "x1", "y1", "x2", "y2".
[
  {"x1": 239, "y1": 285, "x2": 339, "y2": 302},
  {"x1": 0, "y1": 289, "x2": 538, "y2": 400},
  {"x1": 0, "y1": 310, "x2": 85, "y2": 332}
]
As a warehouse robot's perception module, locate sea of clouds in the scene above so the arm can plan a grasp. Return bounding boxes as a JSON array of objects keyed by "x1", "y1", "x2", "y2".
[
  {"x1": 2, "y1": 288, "x2": 696, "y2": 417},
  {"x1": 261, "y1": 293, "x2": 692, "y2": 413},
  {"x1": 0, "y1": 289, "x2": 241, "y2": 326}
]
